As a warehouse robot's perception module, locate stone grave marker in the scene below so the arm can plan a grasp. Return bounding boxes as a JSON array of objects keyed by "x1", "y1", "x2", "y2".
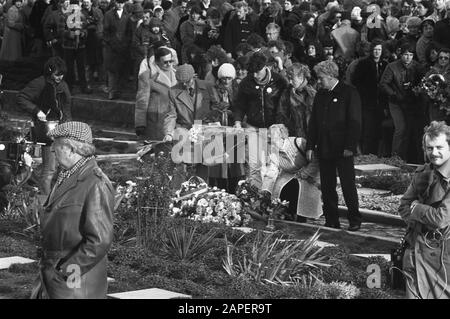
[
  {"x1": 108, "y1": 288, "x2": 192, "y2": 299},
  {"x1": 0, "y1": 256, "x2": 35, "y2": 270},
  {"x1": 350, "y1": 254, "x2": 391, "y2": 262},
  {"x1": 354, "y1": 164, "x2": 400, "y2": 175}
]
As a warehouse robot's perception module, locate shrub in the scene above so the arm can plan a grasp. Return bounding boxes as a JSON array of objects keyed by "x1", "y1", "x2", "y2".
[{"x1": 223, "y1": 230, "x2": 329, "y2": 284}]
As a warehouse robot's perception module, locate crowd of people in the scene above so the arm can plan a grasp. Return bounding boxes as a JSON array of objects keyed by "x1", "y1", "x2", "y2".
[
  {"x1": 2, "y1": 0, "x2": 450, "y2": 300},
  {"x1": 1, "y1": 0, "x2": 450, "y2": 161}
]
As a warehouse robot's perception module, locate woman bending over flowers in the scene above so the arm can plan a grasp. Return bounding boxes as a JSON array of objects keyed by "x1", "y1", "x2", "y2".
[{"x1": 260, "y1": 124, "x2": 322, "y2": 222}]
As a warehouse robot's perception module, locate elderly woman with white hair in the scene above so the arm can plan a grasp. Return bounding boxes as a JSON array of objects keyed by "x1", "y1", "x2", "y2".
[
  {"x1": 206, "y1": 63, "x2": 245, "y2": 194},
  {"x1": 261, "y1": 123, "x2": 322, "y2": 222}
]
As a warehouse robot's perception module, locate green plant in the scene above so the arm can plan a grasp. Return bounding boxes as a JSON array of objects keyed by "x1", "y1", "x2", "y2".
[
  {"x1": 223, "y1": 230, "x2": 329, "y2": 284},
  {"x1": 289, "y1": 274, "x2": 360, "y2": 299},
  {"x1": 161, "y1": 222, "x2": 219, "y2": 262}
]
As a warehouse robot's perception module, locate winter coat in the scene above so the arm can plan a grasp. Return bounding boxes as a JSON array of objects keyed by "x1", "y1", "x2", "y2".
[
  {"x1": 206, "y1": 82, "x2": 245, "y2": 179},
  {"x1": 399, "y1": 163, "x2": 450, "y2": 299},
  {"x1": 0, "y1": 6, "x2": 23, "y2": 61},
  {"x1": 17, "y1": 75, "x2": 72, "y2": 144},
  {"x1": 34, "y1": 159, "x2": 114, "y2": 299},
  {"x1": 282, "y1": 6, "x2": 303, "y2": 41},
  {"x1": 306, "y1": 81, "x2": 362, "y2": 158},
  {"x1": 58, "y1": 10, "x2": 88, "y2": 50},
  {"x1": 135, "y1": 65, "x2": 177, "y2": 141},
  {"x1": 82, "y1": 7, "x2": 103, "y2": 64},
  {"x1": 17, "y1": 75, "x2": 72, "y2": 122},
  {"x1": 103, "y1": 9, "x2": 131, "y2": 72},
  {"x1": 352, "y1": 56, "x2": 388, "y2": 110},
  {"x1": 261, "y1": 137, "x2": 322, "y2": 219},
  {"x1": 232, "y1": 70, "x2": 288, "y2": 128},
  {"x1": 276, "y1": 84, "x2": 316, "y2": 138},
  {"x1": 223, "y1": 14, "x2": 254, "y2": 55},
  {"x1": 29, "y1": 0, "x2": 49, "y2": 40},
  {"x1": 164, "y1": 79, "x2": 214, "y2": 136},
  {"x1": 433, "y1": 18, "x2": 450, "y2": 50},
  {"x1": 380, "y1": 59, "x2": 425, "y2": 113}
]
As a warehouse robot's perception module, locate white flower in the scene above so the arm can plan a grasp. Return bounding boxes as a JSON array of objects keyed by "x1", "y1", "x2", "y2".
[
  {"x1": 333, "y1": 98, "x2": 338, "y2": 102},
  {"x1": 255, "y1": 85, "x2": 260, "y2": 89},
  {"x1": 238, "y1": 180, "x2": 246, "y2": 186},
  {"x1": 197, "y1": 198, "x2": 209, "y2": 207},
  {"x1": 266, "y1": 87, "x2": 272, "y2": 94},
  {"x1": 172, "y1": 207, "x2": 181, "y2": 214},
  {"x1": 241, "y1": 189, "x2": 247, "y2": 195},
  {"x1": 206, "y1": 207, "x2": 213, "y2": 214}
]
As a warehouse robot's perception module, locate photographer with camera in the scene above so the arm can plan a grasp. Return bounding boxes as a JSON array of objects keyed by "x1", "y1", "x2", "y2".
[
  {"x1": 380, "y1": 43, "x2": 425, "y2": 162},
  {"x1": 399, "y1": 121, "x2": 450, "y2": 299},
  {"x1": 17, "y1": 56, "x2": 72, "y2": 197}
]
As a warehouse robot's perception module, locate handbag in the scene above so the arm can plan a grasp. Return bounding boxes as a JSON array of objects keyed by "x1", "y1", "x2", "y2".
[{"x1": 390, "y1": 235, "x2": 407, "y2": 290}]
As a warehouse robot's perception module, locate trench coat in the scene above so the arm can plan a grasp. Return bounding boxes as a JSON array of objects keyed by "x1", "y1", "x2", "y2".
[
  {"x1": 0, "y1": 6, "x2": 23, "y2": 61},
  {"x1": 399, "y1": 163, "x2": 450, "y2": 299},
  {"x1": 261, "y1": 137, "x2": 322, "y2": 219},
  {"x1": 32, "y1": 159, "x2": 114, "y2": 299},
  {"x1": 135, "y1": 65, "x2": 177, "y2": 141}
]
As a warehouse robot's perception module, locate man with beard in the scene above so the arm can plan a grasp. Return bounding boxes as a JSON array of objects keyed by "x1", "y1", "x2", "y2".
[{"x1": 399, "y1": 121, "x2": 450, "y2": 299}]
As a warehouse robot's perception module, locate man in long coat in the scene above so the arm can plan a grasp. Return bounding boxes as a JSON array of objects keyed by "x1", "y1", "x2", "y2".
[
  {"x1": 399, "y1": 121, "x2": 450, "y2": 299},
  {"x1": 32, "y1": 121, "x2": 114, "y2": 299},
  {"x1": 103, "y1": 0, "x2": 131, "y2": 99},
  {"x1": 306, "y1": 60, "x2": 362, "y2": 231}
]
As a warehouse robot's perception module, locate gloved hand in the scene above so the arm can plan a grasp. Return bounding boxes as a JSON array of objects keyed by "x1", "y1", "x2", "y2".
[{"x1": 135, "y1": 126, "x2": 146, "y2": 136}]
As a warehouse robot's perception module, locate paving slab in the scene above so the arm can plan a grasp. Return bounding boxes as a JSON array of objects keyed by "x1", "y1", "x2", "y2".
[
  {"x1": 108, "y1": 288, "x2": 192, "y2": 299},
  {"x1": 350, "y1": 254, "x2": 391, "y2": 262},
  {"x1": 232, "y1": 227, "x2": 256, "y2": 234},
  {"x1": 0, "y1": 256, "x2": 36, "y2": 270},
  {"x1": 354, "y1": 164, "x2": 400, "y2": 174}
]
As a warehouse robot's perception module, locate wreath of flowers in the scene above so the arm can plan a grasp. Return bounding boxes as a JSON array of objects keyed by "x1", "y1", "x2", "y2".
[{"x1": 414, "y1": 73, "x2": 450, "y2": 114}]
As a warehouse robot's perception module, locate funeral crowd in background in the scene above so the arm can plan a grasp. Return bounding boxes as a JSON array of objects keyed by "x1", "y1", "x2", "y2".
[{"x1": 2, "y1": 0, "x2": 450, "y2": 230}]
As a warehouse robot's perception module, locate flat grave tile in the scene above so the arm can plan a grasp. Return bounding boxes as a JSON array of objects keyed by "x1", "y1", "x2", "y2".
[
  {"x1": 108, "y1": 288, "x2": 192, "y2": 299},
  {"x1": 354, "y1": 164, "x2": 400, "y2": 174},
  {"x1": 0, "y1": 256, "x2": 36, "y2": 270},
  {"x1": 350, "y1": 254, "x2": 391, "y2": 262},
  {"x1": 232, "y1": 227, "x2": 256, "y2": 234},
  {"x1": 358, "y1": 188, "x2": 391, "y2": 196}
]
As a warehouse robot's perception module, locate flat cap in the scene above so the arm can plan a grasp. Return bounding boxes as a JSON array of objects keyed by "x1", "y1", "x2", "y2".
[
  {"x1": 176, "y1": 64, "x2": 195, "y2": 82},
  {"x1": 47, "y1": 121, "x2": 93, "y2": 144}
]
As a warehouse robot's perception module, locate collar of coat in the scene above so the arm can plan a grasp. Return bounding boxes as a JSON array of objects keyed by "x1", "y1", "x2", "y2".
[
  {"x1": 173, "y1": 79, "x2": 208, "y2": 111},
  {"x1": 44, "y1": 158, "x2": 106, "y2": 208}
]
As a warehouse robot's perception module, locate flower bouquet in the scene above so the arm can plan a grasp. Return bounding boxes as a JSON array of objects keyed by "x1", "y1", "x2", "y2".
[
  {"x1": 235, "y1": 179, "x2": 290, "y2": 221},
  {"x1": 414, "y1": 73, "x2": 450, "y2": 114},
  {"x1": 170, "y1": 186, "x2": 251, "y2": 227}
]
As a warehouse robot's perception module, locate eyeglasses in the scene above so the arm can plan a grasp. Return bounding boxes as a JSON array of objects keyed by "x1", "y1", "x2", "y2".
[{"x1": 439, "y1": 56, "x2": 450, "y2": 60}]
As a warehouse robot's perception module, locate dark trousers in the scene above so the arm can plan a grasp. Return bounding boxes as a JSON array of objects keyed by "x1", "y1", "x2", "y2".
[
  {"x1": 64, "y1": 48, "x2": 87, "y2": 89},
  {"x1": 361, "y1": 108, "x2": 382, "y2": 155},
  {"x1": 319, "y1": 156, "x2": 361, "y2": 227},
  {"x1": 280, "y1": 178, "x2": 299, "y2": 220}
]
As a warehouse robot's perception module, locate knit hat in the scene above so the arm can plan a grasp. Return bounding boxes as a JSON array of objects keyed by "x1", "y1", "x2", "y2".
[
  {"x1": 176, "y1": 64, "x2": 195, "y2": 82},
  {"x1": 217, "y1": 63, "x2": 236, "y2": 79},
  {"x1": 48, "y1": 121, "x2": 93, "y2": 144}
]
